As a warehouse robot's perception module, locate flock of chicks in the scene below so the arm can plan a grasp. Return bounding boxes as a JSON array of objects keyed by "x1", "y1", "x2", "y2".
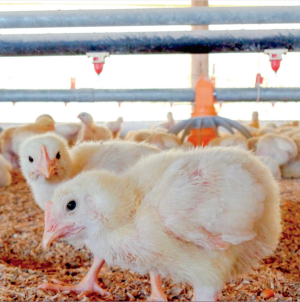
[
  {"x1": 0, "y1": 111, "x2": 287, "y2": 301},
  {"x1": 209, "y1": 112, "x2": 300, "y2": 181}
]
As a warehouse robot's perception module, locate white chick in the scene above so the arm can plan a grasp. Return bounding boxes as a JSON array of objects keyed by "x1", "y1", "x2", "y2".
[
  {"x1": 55, "y1": 123, "x2": 82, "y2": 146},
  {"x1": 256, "y1": 134, "x2": 298, "y2": 166},
  {"x1": 151, "y1": 112, "x2": 176, "y2": 131},
  {"x1": 20, "y1": 133, "x2": 160, "y2": 297},
  {"x1": 281, "y1": 160, "x2": 300, "y2": 179},
  {"x1": 43, "y1": 147, "x2": 281, "y2": 301},
  {"x1": 0, "y1": 154, "x2": 12, "y2": 187},
  {"x1": 208, "y1": 135, "x2": 248, "y2": 150},
  {"x1": 263, "y1": 122, "x2": 277, "y2": 129},
  {"x1": 257, "y1": 156, "x2": 282, "y2": 179},
  {"x1": 104, "y1": 117, "x2": 124, "y2": 138},
  {"x1": 77, "y1": 112, "x2": 112, "y2": 142}
]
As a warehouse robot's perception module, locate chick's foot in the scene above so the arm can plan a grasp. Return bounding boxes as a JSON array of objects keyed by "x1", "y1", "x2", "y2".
[
  {"x1": 38, "y1": 257, "x2": 110, "y2": 299},
  {"x1": 147, "y1": 272, "x2": 167, "y2": 301}
]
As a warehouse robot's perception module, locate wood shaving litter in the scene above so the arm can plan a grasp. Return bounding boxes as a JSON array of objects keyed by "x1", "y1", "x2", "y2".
[{"x1": 0, "y1": 173, "x2": 299, "y2": 301}]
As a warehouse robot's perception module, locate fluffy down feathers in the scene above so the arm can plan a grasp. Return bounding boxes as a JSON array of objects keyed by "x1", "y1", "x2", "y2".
[
  {"x1": 151, "y1": 112, "x2": 175, "y2": 131},
  {"x1": 0, "y1": 154, "x2": 12, "y2": 187},
  {"x1": 282, "y1": 160, "x2": 300, "y2": 179},
  {"x1": 20, "y1": 132, "x2": 160, "y2": 210},
  {"x1": 124, "y1": 129, "x2": 152, "y2": 142},
  {"x1": 55, "y1": 123, "x2": 82, "y2": 146},
  {"x1": 145, "y1": 132, "x2": 181, "y2": 150},
  {"x1": 77, "y1": 112, "x2": 112, "y2": 142},
  {"x1": 0, "y1": 127, "x2": 19, "y2": 168},
  {"x1": 208, "y1": 135, "x2": 248, "y2": 150},
  {"x1": 256, "y1": 133, "x2": 298, "y2": 165},
  {"x1": 48, "y1": 147, "x2": 281, "y2": 295},
  {"x1": 104, "y1": 117, "x2": 123, "y2": 138},
  {"x1": 12, "y1": 117, "x2": 55, "y2": 155},
  {"x1": 257, "y1": 156, "x2": 281, "y2": 179}
]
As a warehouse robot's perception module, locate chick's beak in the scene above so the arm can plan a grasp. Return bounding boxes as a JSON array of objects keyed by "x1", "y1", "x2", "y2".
[
  {"x1": 37, "y1": 145, "x2": 55, "y2": 179},
  {"x1": 43, "y1": 201, "x2": 71, "y2": 249},
  {"x1": 42, "y1": 222, "x2": 71, "y2": 250},
  {"x1": 42, "y1": 201, "x2": 85, "y2": 250}
]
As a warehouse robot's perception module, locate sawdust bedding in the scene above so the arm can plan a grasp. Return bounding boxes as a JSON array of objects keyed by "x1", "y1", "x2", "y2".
[{"x1": 0, "y1": 172, "x2": 299, "y2": 301}]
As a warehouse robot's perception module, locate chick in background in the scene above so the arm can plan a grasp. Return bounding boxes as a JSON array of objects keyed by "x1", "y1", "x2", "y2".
[
  {"x1": 0, "y1": 116, "x2": 55, "y2": 169},
  {"x1": 77, "y1": 112, "x2": 112, "y2": 142},
  {"x1": 0, "y1": 154, "x2": 12, "y2": 187},
  {"x1": 151, "y1": 112, "x2": 176, "y2": 131},
  {"x1": 104, "y1": 117, "x2": 124, "y2": 138}
]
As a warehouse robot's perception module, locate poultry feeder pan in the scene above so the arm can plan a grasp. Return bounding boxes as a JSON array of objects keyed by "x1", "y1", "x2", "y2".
[{"x1": 168, "y1": 116, "x2": 252, "y2": 145}]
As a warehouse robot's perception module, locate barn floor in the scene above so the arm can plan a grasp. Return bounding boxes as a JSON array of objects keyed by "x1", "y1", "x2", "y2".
[{"x1": 0, "y1": 173, "x2": 299, "y2": 301}]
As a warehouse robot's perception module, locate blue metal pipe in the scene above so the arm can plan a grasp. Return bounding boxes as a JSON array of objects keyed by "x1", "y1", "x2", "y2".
[
  {"x1": 0, "y1": 88, "x2": 300, "y2": 103},
  {"x1": 0, "y1": 7, "x2": 300, "y2": 28},
  {"x1": 0, "y1": 89, "x2": 194, "y2": 103},
  {"x1": 1, "y1": 29, "x2": 300, "y2": 56}
]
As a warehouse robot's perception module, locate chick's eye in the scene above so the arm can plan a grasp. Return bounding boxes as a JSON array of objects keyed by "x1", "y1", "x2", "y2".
[
  {"x1": 28, "y1": 156, "x2": 34, "y2": 163},
  {"x1": 56, "y1": 152, "x2": 60, "y2": 159},
  {"x1": 67, "y1": 200, "x2": 76, "y2": 211}
]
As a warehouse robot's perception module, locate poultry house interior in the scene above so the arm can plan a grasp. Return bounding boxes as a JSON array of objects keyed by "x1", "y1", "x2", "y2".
[{"x1": 1, "y1": 1, "x2": 300, "y2": 301}]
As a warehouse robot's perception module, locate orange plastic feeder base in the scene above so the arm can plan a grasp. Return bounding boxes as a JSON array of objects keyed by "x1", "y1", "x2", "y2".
[{"x1": 188, "y1": 128, "x2": 217, "y2": 147}]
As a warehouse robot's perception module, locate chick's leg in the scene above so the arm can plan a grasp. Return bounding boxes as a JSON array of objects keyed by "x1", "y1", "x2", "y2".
[
  {"x1": 147, "y1": 272, "x2": 167, "y2": 301},
  {"x1": 192, "y1": 286, "x2": 220, "y2": 301},
  {"x1": 39, "y1": 257, "x2": 110, "y2": 299}
]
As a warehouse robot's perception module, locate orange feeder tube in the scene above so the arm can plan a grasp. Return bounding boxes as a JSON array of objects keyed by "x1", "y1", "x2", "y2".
[{"x1": 187, "y1": 76, "x2": 217, "y2": 147}]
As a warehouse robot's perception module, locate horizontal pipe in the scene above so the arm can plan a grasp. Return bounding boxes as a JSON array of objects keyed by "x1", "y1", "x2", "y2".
[
  {"x1": 0, "y1": 7, "x2": 300, "y2": 28},
  {"x1": 0, "y1": 89, "x2": 194, "y2": 102},
  {"x1": 1, "y1": 29, "x2": 300, "y2": 56},
  {"x1": 0, "y1": 88, "x2": 300, "y2": 103},
  {"x1": 215, "y1": 88, "x2": 300, "y2": 102}
]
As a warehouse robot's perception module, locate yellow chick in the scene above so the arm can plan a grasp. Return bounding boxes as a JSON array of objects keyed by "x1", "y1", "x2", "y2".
[
  {"x1": 145, "y1": 132, "x2": 181, "y2": 150},
  {"x1": 247, "y1": 137, "x2": 259, "y2": 152},
  {"x1": 0, "y1": 126, "x2": 18, "y2": 168},
  {"x1": 77, "y1": 112, "x2": 112, "y2": 142},
  {"x1": 12, "y1": 117, "x2": 55, "y2": 156},
  {"x1": 43, "y1": 147, "x2": 281, "y2": 301},
  {"x1": 0, "y1": 117, "x2": 54, "y2": 169},
  {"x1": 20, "y1": 132, "x2": 160, "y2": 298},
  {"x1": 124, "y1": 129, "x2": 153, "y2": 142},
  {"x1": 0, "y1": 154, "x2": 12, "y2": 187},
  {"x1": 35, "y1": 114, "x2": 54, "y2": 123},
  {"x1": 249, "y1": 111, "x2": 259, "y2": 129}
]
